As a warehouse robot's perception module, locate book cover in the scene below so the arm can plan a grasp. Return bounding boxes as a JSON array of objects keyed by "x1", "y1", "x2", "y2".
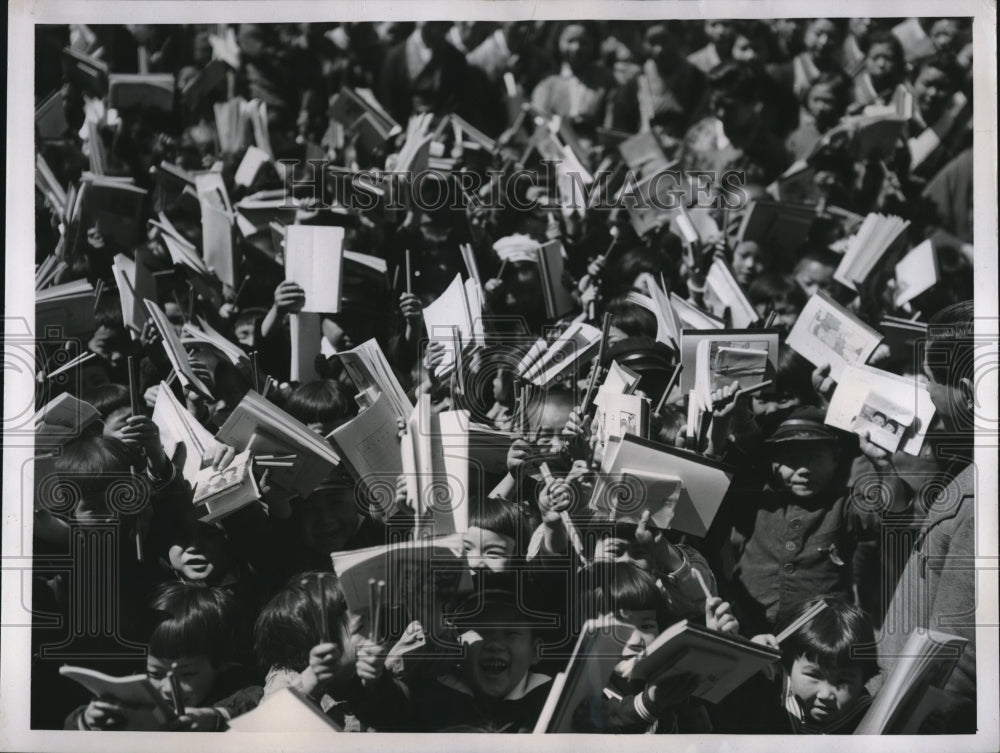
[
  {"x1": 787, "y1": 290, "x2": 884, "y2": 381},
  {"x1": 590, "y1": 434, "x2": 734, "y2": 538},
  {"x1": 284, "y1": 225, "x2": 345, "y2": 314},
  {"x1": 628, "y1": 619, "x2": 781, "y2": 704},
  {"x1": 191, "y1": 448, "x2": 260, "y2": 523}
]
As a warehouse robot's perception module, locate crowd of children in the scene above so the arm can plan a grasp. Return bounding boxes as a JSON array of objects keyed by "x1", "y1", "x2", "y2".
[{"x1": 30, "y1": 17, "x2": 979, "y2": 735}]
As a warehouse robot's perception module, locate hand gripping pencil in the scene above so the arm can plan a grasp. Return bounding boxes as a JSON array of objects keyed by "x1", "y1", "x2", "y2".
[{"x1": 540, "y1": 463, "x2": 587, "y2": 567}]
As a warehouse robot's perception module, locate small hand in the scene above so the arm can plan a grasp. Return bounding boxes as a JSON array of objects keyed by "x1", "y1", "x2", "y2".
[
  {"x1": 705, "y1": 596, "x2": 739, "y2": 634},
  {"x1": 273, "y1": 280, "x2": 306, "y2": 314},
  {"x1": 858, "y1": 430, "x2": 894, "y2": 470},
  {"x1": 203, "y1": 444, "x2": 235, "y2": 471},
  {"x1": 751, "y1": 633, "x2": 780, "y2": 650},
  {"x1": 811, "y1": 363, "x2": 836, "y2": 400},
  {"x1": 355, "y1": 640, "x2": 388, "y2": 684},
  {"x1": 307, "y1": 641, "x2": 344, "y2": 687},
  {"x1": 398, "y1": 292, "x2": 422, "y2": 321},
  {"x1": 647, "y1": 671, "x2": 699, "y2": 709}
]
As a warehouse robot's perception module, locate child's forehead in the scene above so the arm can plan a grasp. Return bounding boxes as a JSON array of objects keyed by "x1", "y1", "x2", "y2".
[{"x1": 147, "y1": 654, "x2": 212, "y2": 670}]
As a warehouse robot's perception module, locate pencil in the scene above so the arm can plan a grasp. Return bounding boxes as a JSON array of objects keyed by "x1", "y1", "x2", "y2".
[
  {"x1": 405, "y1": 249, "x2": 413, "y2": 295},
  {"x1": 596, "y1": 312, "x2": 613, "y2": 367},
  {"x1": 691, "y1": 568, "x2": 713, "y2": 601},
  {"x1": 167, "y1": 664, "x2": 185, "y2": 717},
  {"x1": 249, "y1": 351, "x2": 260, "y2": 392},
  {"x1": 654, "y1": 364, "x2": 683, "y2": 417},
  {"x1": 775, "y1": 600, "x2": 828, "y2": 644},
  {"x1": 368, "y1": 578, "x2": 378, "y2": 641},
  {"x1": 375, "y1": 580, "x2": 386, "y2": 643},
  {"x1": 711, "y1": 379, "x2": 772, "y2": 410}
]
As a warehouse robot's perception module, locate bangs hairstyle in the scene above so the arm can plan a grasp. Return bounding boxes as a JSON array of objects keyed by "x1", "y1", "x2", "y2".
[
  {"x1": 469, "y1": 498, "x2": 537, "y2": 556},
  {"x1": 777, "y1": 597, "x2": 879, "y2": 680},
  {"x1": 53, "y1": 436, "x2": 141, "y2": 503},
  {"x1": 604, "y1": 298, "x2": 658, "y2": 340},
  {"x1": 284, "y1": 379, "x2": 356, "y2": 426},
  {"x1": 82, "y1": 383, "x2": 132, "y2": 419},
  {"x1": 253, "y1": 571, "x2": 354, "y2": 673},
  {"x1": 148, "y1": 583, "x2": 241, "y2": 666},
  {"x1": 583, "y1": 560, "x2": 676, "y2": 629}
]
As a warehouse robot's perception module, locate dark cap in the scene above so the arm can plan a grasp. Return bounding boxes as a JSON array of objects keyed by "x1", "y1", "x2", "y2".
[
  {"x1": 445, "y1": 571, "x2": 552, "y2": 630},
  {"x1": 764, "y1": 407, "x2": 837, "y2": 445}
]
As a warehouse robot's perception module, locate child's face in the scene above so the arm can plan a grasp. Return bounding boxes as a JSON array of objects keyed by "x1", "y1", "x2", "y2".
[
  {"x1": 167, "y1": 532, "x2": 234, "y2": 584},
  {"x1": 463, "y1": 526, "x2": 516, "y2": 572},
  {"x1": 609, "y1": 608, "x2": 660, "y2": 664},
  {"x1": 795, "y1": 260, "x2": 835, "y2": 297},
  {"x1": 731, "y1": 34, "x2": 760, "y2": 63},
  {"x1": 806, "y1": 84, "x2": 841, "y2": 129},
  {"x1": 298, "y1": 494, "x2": 360, "y2": 554},
  {"x1": 559, "y1": 24, "x2": 594, "y2": 69},
  {"x1": 771, "y1": 442, "x2": 838, "y2": 497},
  {"x1": 147, "y1": 654, "x2": 218, "y2": 708},
  {"x1": 234, "y1": 319, "x2": 259, "y2": 349},
  {"x1": 804, "y1": 19, "x2": 838, "y2": 61},
  {"x1": 462, "y1": 612, "x2": 541, "y2": 698},
  {"x1": 930, "y1": 19, "x2": 961, "y2": 54},
  {"x1": 704, "y1": 20, "x2": 732, "y2": 44},
  {"x1": 731, "y1": 241, "x2": 765, "y2": 286},
  {"x1": 530, "y1": 399, "x2": 573, "y2": 458},
  {"x1": 865, "y1": 42, "x2": 899, "y2": 83},
  {"x1": 593, "y1": 535, "x2": 652, "y2": 571},
  {"x1": 914, "y1": 66, "x2": 954, "y2": 121},
  {"x1": 788, "y1": 656, "x2": 865, "y2": 725}
]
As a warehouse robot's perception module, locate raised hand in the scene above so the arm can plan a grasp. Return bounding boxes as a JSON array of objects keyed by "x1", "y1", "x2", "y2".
[
  {"x1": 646, "y1": 671, "x2": 699, "y2": 709},
  {"x1": 811, "y1": 363, "x2": 836, "y2": 402},
  {"x1": 398, "y1": 292, "x2": 422, "y2": 322},
  {"x1": 273, "y1": 280, "x2": 306, "y2": 314},
  {"x1": 304, "y1": 642, "x2": 344, "y2": 693},
  {"x1": 355, "y1": 639, "x2": 388, "y2": 685},
  {"x1": 705, "y1": 596, "x2": 739, "y2": 634}
]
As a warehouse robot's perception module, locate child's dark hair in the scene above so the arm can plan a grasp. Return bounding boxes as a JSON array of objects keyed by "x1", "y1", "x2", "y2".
[
  {"x1": 148, "y1": 582, "x2": 242, "y2": 667},
  {"x1": 772, "y1": 345, "x2": 821, "y2": 406},
  {"x1": 469, "y1": 497, "x2": 537, "y2": 557},
  {"x1": 583, "y1": 559, "x2": 677, "y2": 630},
  {"x1": 803, "y1": 70, "x2": 853, "y2": 112},
  {"x1": 253, "y1": 571, "x2": 354, "y2": 673},
  {"x1": 749, "y1": 273, "x2": 808, "y2": 314},
  {"x1": 863, "y1": 30, "x2": 905, "y2": 70},
  {"x1": 284, "y1": 379, "x2": 356, "y2": 427},
  {"x1": 915, "y1": 53, "x2": 964, "y2": 92},
  {"x1": 795, "y1": 243, "x2": 841, "y2": 271},
  {"x1": 82, "y1": 383, "x2": 132, "y2": 419},
  {"x1": 53, "y1": 436, "x2": 142, "y2": 516},
  {"x1": 777, "y1": 596, "x2": 879, "y2": 681},
  {"x1": 604, "y1": 297, "x2": 658, "y2": 340}
]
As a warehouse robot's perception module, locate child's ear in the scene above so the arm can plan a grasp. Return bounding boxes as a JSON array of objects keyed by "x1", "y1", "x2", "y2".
[{"x1": 532, "y1": 637, "x2": 543, "y2": 666}]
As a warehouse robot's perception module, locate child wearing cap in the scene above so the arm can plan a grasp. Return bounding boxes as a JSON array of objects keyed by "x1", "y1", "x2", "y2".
[
  {"x1": 390, "y1": 572, "x2": 554, "y2": 732},
  {"x1": 718, "y1": 406, "x2": 913, "y2": 635}
]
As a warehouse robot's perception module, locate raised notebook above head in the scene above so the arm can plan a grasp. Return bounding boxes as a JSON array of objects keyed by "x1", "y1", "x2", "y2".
[
  {"x1": 787, "y1": 290, "x2": 883, "y2": 381},
  {"x1": 590, "y1": 434, "x2": 735, "y2": 538}
]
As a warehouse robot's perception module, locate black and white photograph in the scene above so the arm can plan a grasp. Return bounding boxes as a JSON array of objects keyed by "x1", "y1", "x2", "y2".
[{"x1": 2, "y1": 2, "x2": 997, "y2": 752}]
